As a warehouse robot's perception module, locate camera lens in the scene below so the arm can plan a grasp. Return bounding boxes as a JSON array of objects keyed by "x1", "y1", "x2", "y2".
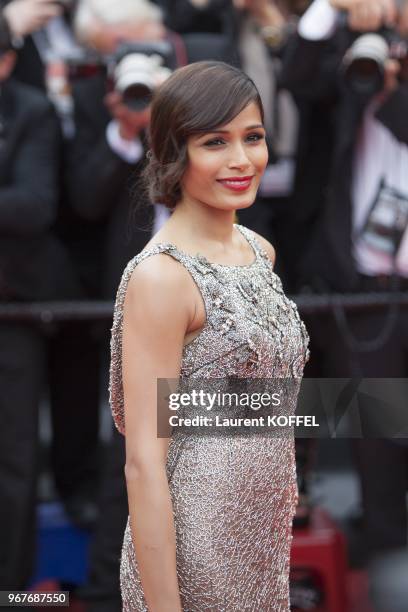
[
  {"x1": 345, "y1": 58, "x2": 385, "y2": 95},
  {"x1": 343, "y1": 34, "x2": 389, "y2": 95},
  {"x1": 121, "y1": 83, "x2": 152, "y2": 111}
]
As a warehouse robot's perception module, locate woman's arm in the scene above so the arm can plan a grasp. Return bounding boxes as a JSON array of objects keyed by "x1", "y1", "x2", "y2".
[{"x1": 122, "y1": 254, "x2": 195, "y2": 612}]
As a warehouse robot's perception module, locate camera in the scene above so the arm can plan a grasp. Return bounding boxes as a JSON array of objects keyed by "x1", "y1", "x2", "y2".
[
  {"x1": 341, "y1": 0, "x2": 408, "y2": 97},
  {"x1": 68, "y1": 41, "x2": 173, "y2": 111},
  {"x1": 342, "y1": 28, "x2": 408, "y2": 95},
  {"x1": 108, "y1": 42, "x2": 173, "y2": 111}
]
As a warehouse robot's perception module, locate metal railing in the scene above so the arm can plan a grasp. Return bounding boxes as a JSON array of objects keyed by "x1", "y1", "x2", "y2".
[{"x1": 1, "y1": 292, "x2": 408, "y2": 322}]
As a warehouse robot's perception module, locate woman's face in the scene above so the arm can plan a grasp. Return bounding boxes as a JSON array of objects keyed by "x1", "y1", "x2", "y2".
[{"x1": 181, "y1": 102, "x2": 268, "y2": 212}]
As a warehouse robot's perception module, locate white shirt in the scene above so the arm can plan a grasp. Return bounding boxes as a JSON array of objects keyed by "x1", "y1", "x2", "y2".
[
  {"x1": 351, "y1": 105, "x2": 408, "y2": 276},
  {"x1": 298, "y1": 0, "x2": 338, "y2": 40}
]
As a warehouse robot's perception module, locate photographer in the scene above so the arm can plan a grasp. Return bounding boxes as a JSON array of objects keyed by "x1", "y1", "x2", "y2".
[
  {"x1": 0, "y1": 1, "x2": 104, "y2": 534},
  {"x1": 280, "y1": 0, "x2": 408, "y2": 559},
  {"x1": 0, "y1": 47, "x2": 79, "y2": 591}
]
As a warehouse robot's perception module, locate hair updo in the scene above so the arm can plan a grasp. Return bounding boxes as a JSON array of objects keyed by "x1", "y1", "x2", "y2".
[{"x1": 142, "y1": 61, "x2": 264, "y2": 210}]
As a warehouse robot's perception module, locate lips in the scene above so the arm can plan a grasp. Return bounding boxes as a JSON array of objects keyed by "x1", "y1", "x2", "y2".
[{"x1": 217, "y1": 176, "x2": 254, "y2": 192}]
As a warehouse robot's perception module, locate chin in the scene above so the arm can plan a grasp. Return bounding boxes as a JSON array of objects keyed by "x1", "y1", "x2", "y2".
[
  {"x1": 212, "y1": 198, "x2": 255, "y2": 212},
  {"x1": 225, "y1": 193, "x2": 257, "y2": 211},
  {"x1": 234, "y1": 197, "x2": 256, "y2": 210},
  {"x1": 199, "y1": 189, "x2": 258, "y2": 212}
]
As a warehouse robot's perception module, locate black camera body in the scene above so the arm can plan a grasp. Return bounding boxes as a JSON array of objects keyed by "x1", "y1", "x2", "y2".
[
  {"x1": 342, "y1": 27, "x2": 408, "y2": 96},
  {"x1": 68, "y1": 41, "x2": 174, "y2": 111}
]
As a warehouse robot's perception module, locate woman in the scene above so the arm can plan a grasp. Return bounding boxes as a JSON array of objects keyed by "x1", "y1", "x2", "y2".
[{"x1": 109, "y1": 61, "x2": 310, "y2": 611}]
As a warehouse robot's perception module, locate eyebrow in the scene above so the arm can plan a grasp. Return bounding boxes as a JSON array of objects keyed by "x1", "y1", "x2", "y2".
[{"x1": 202, "y1": 124, "x2": 265, "y2": 135}]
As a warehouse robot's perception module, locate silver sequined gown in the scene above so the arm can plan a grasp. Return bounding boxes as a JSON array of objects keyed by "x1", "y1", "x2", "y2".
[{"x1": 109, "y1": 224, "x2": 310, "y2": 612}]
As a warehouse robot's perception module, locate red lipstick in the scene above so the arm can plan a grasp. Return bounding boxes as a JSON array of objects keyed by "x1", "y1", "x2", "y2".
[{"x1": 217, "y1": 176, "x2": 254, "y2": 192}]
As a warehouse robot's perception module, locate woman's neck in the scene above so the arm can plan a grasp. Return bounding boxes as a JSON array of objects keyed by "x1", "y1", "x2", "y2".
[{"x1": 167, "y1": 198, "x2": 238, "y2": 250}]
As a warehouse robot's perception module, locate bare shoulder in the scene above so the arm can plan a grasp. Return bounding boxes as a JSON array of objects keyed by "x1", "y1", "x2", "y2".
[
  {"x1": 124, "y1": 252, "x2": 193, "y2": 322},
  {"x1": 250, "y1": 230, "x2": 276, "y2": 266}
]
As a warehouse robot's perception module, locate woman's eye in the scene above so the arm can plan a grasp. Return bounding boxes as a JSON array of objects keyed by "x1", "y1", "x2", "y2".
[
  {"x1": 246, "y1": 132, "x2": 265, "y2": 142},
  {"x1": 202, "y1": 133, "x2": 265, "y2": 147},
  {"x1": 203, "y1": 138, "x2": 225, "y2": 147}
]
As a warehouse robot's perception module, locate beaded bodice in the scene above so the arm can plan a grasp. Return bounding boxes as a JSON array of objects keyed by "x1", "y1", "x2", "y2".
[{"x1": 109, "y1": 224, "x2": 310, "y2": 435}]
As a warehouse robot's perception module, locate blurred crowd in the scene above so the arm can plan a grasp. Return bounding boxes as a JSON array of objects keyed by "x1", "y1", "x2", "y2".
[{"x1": 0, "y1": 0, "x2": 408, "y2": 610}]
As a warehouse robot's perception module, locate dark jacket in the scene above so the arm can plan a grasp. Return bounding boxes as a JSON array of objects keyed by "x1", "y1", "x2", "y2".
[
  {"x1": 0, "y1": 9, "x2": 11, "y2": 52},
  {"x1": 0, "y1": 79, "x2": 80, "y2": 300}
]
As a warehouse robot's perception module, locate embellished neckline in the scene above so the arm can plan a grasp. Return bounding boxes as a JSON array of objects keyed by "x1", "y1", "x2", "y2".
[{"x1": 146, "y1": 224, "x2": 259, "y2": 270}]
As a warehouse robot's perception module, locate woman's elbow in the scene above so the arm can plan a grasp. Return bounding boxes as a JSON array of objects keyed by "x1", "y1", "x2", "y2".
[
  {"x1": 124, "y1": 460, "x2": 144, "y2": 484},
  {"x1": 124, "y1": 452, "x2": 167, "y2": 485}
]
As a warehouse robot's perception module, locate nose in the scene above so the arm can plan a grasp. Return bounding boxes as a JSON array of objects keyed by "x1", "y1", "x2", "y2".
[{"x1": 227, "y1": 141, "x2": 251, "y2": 171}]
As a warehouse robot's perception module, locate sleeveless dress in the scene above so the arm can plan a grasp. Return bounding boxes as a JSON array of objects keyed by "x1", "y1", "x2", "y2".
[{"x1": 109, "y1": 224, "x2": 310, "y2": 612}]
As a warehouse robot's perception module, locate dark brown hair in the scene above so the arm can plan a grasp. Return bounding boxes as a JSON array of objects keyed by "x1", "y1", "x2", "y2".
[{"x1": 142, "y1": 61, "x2": 264, "y2": 210}]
